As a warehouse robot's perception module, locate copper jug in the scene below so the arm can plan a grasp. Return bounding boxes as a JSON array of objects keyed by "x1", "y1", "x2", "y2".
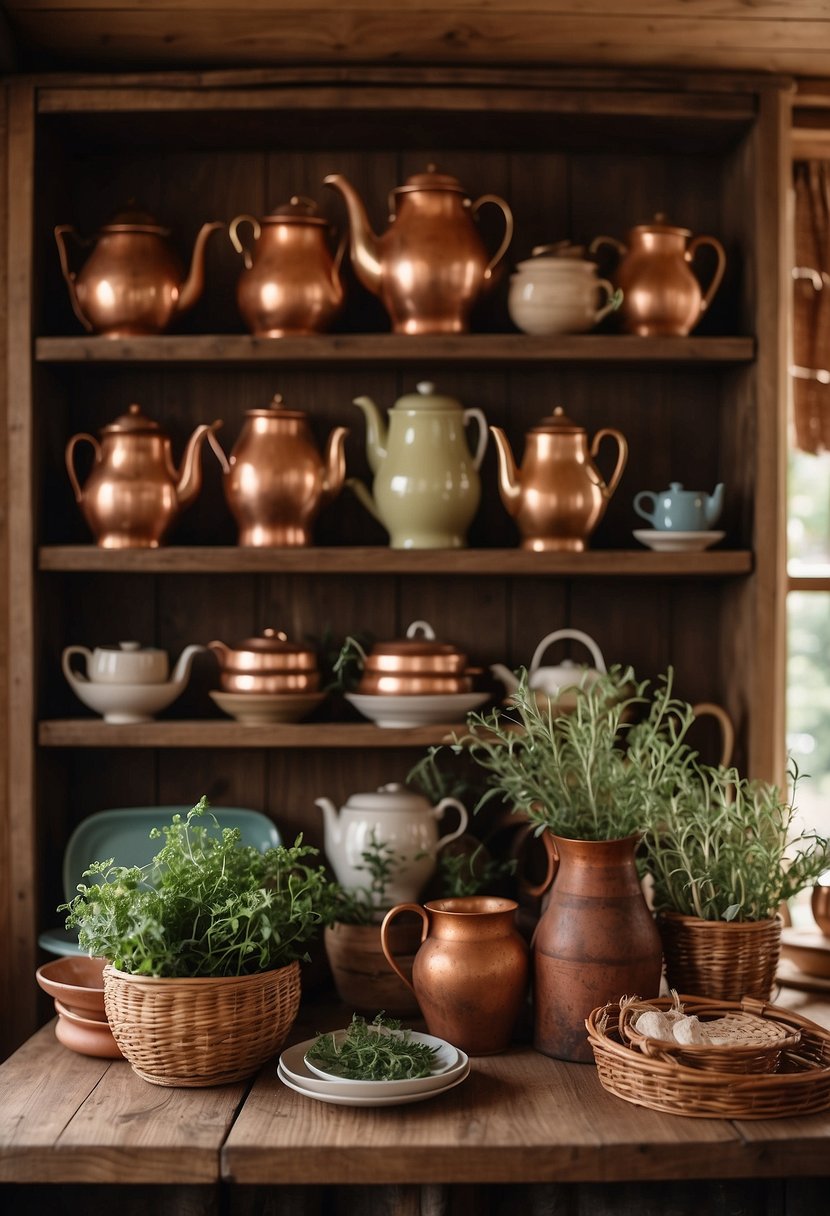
[
  {"x1": 381, "y1": 896, "x2": 529, "y2": 1055},
  {"x1": 590, "y1": 215, "x2": 726, "y2": 336},
  {"x1": 66, "y1": 403, "x2": 222, "y2": 548},
  {"x1": 490, "y1": 407, "x2": 628, "y2": 551},
  {"x1": 229, "y1": 196, "x2": 346, "y2": 336},
  {"x1": 55, "y1": 208, "x2": 222, "y2": 336},
  {"x1": 208, "y1": 393, "x2": 348, "y2": 547},
  {"x1": 324, "y1": 166, "x2": 513, "y2": 334}
]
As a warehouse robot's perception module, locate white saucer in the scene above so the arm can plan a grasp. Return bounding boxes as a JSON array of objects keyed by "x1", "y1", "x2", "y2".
[
  {"x1": 345, "y1": 691, "x2": 488, "y2": 728},
  {"x1": 210, "y1": 690, "x2": 325, "y2": 724},
  {"x1": 277, "y1": 1046, "x2": 470, "y2": 1107},
  {"x1": 633, "y1": 529, "x2": 725, "y2": 553},
  {"x1": 302, "y1": 1028, "x2": 459, "y2": 1083}
]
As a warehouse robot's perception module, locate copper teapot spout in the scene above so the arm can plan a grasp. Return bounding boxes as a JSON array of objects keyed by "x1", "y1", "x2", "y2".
[
  {"x1": 323, "y1": 173, "x2": 382, "y2": 296},
  {"x1": 489, "y1": 427, "x2": 522, "y2": 516},
  {"x1": 175, "y1": 420, "x2": 222, "y2": 510},
  {"x1": 176, "y1": 221, "x2": 223, "y2": 314}
]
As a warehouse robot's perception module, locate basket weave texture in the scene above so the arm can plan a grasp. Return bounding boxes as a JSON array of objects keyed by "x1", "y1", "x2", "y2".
[
  {"x1": 587, "y1": 994, "x2": 830, "y2": 1119},
  {"x1": 103, "y1": 960, "x2": 301, "y2": 1087},
  {"x1": 657, "y1": 911, "x2": 782, "y2": 1001}
]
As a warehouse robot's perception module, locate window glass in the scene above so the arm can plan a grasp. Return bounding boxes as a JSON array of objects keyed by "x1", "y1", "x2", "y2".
[{"x1": 788, "y1": 449, "x2": 830, "y2": 573}]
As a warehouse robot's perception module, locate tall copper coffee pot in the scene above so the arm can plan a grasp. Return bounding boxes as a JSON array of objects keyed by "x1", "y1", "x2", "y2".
[
  {"x1": 590, "y1": 215, "x2": 726, "y2": 336},
  {"x1": 229, "y1": 196, "x2": 345, "y2": 336},
  {"x1": 55, "y1": 208, "x2": 222, "y2": 336},
  {"x1": 66, "y1": 403, "x2": 222, "y2": 548},
  {"x1": 324, "y1": 165, "x2": 513, "y2": 334},
  {"x1": 208, "y1": 393, "x2": 348, "y2": 547},
  {"x1": 490, "y1": 407, "x2": 628, "y2": 552}
]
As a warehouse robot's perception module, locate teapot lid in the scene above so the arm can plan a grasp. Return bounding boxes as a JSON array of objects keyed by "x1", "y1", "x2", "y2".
[
  {"x1": 101, "y1": 403, "x2": 162, "y2": 434},
  {"x1": 229, "y1": 628, "x2": 310, "y2": 656},
  {"x1": 369, "y1": 620, "x2": 466, "y2": 662},
  {"x1": 263, "y1": 195, "x2": 328, "y2": 227},
  {"x1": 531, "y1": 406, "x2": 584, "y2": 434},
  {"x1": 530, "y1": 242, "x2": 589, "y2": 260},
  {"x1": 393, "y1": 381, "x2": 463, "y2": 412},
  {"x1": 343, "y1": 783, "x2": 429, "y2": 812},
  {"x1": 395, "y1": 164, "x2": 466, "y2": 196},
  {"x1": 630, "y1": 212, "x2": 691, "y2": 238},
  {"x1": 249, "y1": 392, "x2": 306, "y2": 421},
  {"x1": 100, "y1": 206, "x2": 170, "y2": 235}
]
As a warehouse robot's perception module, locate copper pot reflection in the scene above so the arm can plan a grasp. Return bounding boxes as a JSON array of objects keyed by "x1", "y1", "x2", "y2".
[{"x1": 207, "y1": 628, "x2": 320, "y2": 693}]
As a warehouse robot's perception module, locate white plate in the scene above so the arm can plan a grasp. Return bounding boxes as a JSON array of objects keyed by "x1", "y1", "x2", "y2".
[
  {"x1": 281, "y1": 1039, "x2": 467, "y2": 1099},
  {"x1": 301, "y1": 1028, "x2": 459, "y2": 1083},
  {"x1": 633, "y1": 529, "x2": 725, "y2": 553},
  {"x1": 277, "y1": 1058, "x2": 471, "y2": 1106},
  {"x1": 345, "y1": 691, "x2": 488, "y2": 728}
]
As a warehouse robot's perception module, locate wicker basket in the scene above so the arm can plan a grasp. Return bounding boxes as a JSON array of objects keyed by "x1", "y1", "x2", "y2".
[
  {"x1": 103, "y1": 960, "x2": 301, "y2": 1087},
  {"x1": 619, "y1": 995, "x2": 801, "y2": 1075},
  {"x1": 657, "y1": 911, "x2": 782, "y2": 1001},
  {"x1": 586, "y1": 994, "x2": 830, "y2": 1119}
]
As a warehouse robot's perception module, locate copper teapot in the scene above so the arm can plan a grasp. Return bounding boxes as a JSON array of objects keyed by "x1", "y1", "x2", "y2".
[
  {"x1": 324, "y1": 165, "x2": 513, "y2": 334},
  {"x1": 208, "y1": 393, "x2": 348, "y2": 547},
  {"x1": 490, "y1": 407, "x2": 628, "y2": 552},
  {"x1": 229, "y1": 196, "x2": 345, "y2": 336},
  {"x1": 55, "y1": 207, "x2": 222, "y2": 336},
  {"x1": 590, "y1": 215, "x2": 726, "y2": 336},
  {"x1": 66, "y1": 403, "x2": 222, "y2": 548},
  {"x1": 207, "y1": 628, "x2": 320, "y2": 694}
]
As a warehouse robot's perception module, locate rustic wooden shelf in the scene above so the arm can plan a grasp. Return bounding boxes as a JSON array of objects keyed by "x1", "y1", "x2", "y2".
[
  {"x1": 38, "y1": 546, "x2": 753, "y2": 576},
  {"x1": 38, "y1": 720, "x2": 467, "y2": 748},
  {"x1": 35, "y1": 333, "x2": 756, "y2": 366}
]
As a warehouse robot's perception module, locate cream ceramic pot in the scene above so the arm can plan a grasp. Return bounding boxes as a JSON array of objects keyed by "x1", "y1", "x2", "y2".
[
  {"x1": 508, "y1": 253, "x2": 620, "y2": 335},
  {"x1": 316, "y1": 782, "x2": 469, "y2": 906},
  {"x1": 62, "y1": 643, "x2": 205, "y2": 723},
  {"x1": 348, "y1": 381, "x2": 487, "y2": 549},
  {"x1": 62, "y1": 640, "x2": 170, "y2": 684},
  {"x1": 491, "y1": 629, "x2": 607, "y2": 711}
]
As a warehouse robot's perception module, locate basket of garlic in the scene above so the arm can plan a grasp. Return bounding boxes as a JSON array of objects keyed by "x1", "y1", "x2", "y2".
[{"x1": 586, "y1": 994, "x2": 830, "y2": 1118}]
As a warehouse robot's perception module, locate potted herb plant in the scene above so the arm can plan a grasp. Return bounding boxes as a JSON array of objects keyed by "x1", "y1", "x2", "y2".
[
  {"x1": 60, "y1": 797, "x2": 337, "y2": 1087},
  {"x1": 640, "y1": 760, "x2": 830, "y2": 1000}
]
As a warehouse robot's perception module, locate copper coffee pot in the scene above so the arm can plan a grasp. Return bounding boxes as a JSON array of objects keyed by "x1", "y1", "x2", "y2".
[
  {"x1": 208, "y1": 392, "x2": 348, "y2": 547},
  {"x1": 490, "y1": 407, "x2": 628, "y2": 552},
  {"x1": 324, "y1": 165, "x2": 513, "y2": 334},
  {"x1": 590, "y1": 215, "x2": 726, "y2": 336},
  {"x1": 55, "y1": 207, "x2": 222, "y2": 336},
  {"x1": 229, "y1": 196, "x2": 346, "y2": 336},
  {"x1": 66, "y1": 403, "x2": 222, "y2": 549}
]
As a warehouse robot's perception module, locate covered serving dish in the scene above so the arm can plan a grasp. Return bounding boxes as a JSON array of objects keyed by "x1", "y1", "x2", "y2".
[
  {"x1": 357, "y1": 620, "x2": 473, "y2": 695},
  {"x1": 207, "y1": 628, "x2": 320, "y2": 694}
]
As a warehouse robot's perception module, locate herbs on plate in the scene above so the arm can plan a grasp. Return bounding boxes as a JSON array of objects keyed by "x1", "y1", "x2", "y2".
[{"x1": 306, "y1": 1013, "x2": 439, "y2": 1080}]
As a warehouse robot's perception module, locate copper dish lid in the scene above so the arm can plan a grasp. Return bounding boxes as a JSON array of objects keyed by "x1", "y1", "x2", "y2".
[
  {"x1": 208, "y1": 628, "x2": 320, "y2": 693},
  {"x1": 357, "y1": 620, "x2": 473, "y2": 695}
]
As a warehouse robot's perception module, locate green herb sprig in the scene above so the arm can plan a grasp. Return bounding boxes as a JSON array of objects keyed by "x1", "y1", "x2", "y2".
[{"x1": 307, "y1": 1013, "x2": 438, "y2": 1080}]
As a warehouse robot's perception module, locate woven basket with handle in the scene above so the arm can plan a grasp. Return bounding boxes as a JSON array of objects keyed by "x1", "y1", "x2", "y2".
[
  {"x1": 103, "y1": 960, "x2": 301, "y2": 1087},
  {"x1": 656, "y1": 910, "x2": 782, "y2": 1001}
]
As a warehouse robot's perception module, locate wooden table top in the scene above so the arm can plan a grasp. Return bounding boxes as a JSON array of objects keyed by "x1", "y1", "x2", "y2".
[{"x1": 2, "y1": 989, "x2": 830, "y2": 1187}]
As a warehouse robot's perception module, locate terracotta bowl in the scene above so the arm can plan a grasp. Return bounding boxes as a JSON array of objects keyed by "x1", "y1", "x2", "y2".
[
  {"x1": 36, "y1": 955, "x2": 108, "y2": 1021},
  {"x1": 811, "y1": 883, "x2": 830, "y2": 936},
  {"x1": 53, "y1": 998, "x2": 123, "y2": 1059}
]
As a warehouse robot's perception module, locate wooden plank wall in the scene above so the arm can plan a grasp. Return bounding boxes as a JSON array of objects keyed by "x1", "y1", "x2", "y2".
[{"x1": 1, "y1": 0, "x2": 830, "y2": 77}]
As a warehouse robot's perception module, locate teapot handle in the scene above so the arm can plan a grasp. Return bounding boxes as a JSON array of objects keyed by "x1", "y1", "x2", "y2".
[
  {"x1": 380, "y1": 903, "x2": 428, "y2": 997},
  {"x1": 433, "y1": 797, "x2": 470, "y2": 851},
  {"x1": 589, "y1": 234, "x2": 627, "y2": 264},
  {"x1": 633, "y1": 491, "x2": 658, "y2": 525},
  {"x1": 229, "y1": 214, "x2": 261, "y2": 271},
  {"x1": 61, "y1": 645, "x2": 92, "y2": 686},
  {"x1": 54, "y1": 225, "x2": 94, "y2": 333},
  {"x1": 691, "y1": 701, "x2": 735, "y2": 767},
  {"x1": 686, "y1": 234, "x2": 727, "y2": 319},
  {"x1": 471, "y1": 194, "x2": 514, "y2": 280},
  {"x1": 65, "y1": 433, "x2": 101, "y2": 503},
  {"x1": 529, "y1": 629, "x2": 607, "y2": 677},
  {"x1": 463, "y1": 407, "x2": 488, "y2": 470},
  {"x1": 594, "y1": 280, "x2": 623, "y2": 326},
  {"x1": 590, "y1": 427, "x2": 628, "y2": 501}
]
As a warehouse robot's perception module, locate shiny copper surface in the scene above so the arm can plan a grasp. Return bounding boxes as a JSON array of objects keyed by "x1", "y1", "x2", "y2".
[
  {"x1": 812, "y1": 884, "x2": 830, "y2": 936},
  {"x1": 357, "y1": 671, "x2": 473, "y2": 696},
  {"x1": 207, "y1": 629, "x2": 318, "y2": 673}
]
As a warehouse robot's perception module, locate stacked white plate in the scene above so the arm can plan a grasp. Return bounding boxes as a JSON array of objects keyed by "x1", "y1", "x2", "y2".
[{"x1": 278, "y1": 1029, "x2": 470, "y2": 1106}]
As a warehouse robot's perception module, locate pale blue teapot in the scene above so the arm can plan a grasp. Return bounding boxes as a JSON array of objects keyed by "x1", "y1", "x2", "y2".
[{"x1": 633, "y1": 481, "x2": 724, "y2": 532}]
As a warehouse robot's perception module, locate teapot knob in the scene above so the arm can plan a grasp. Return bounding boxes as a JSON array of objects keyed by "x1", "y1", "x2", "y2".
[
  {"x1": 119, "y1": 641, "x2": 141, "y2": 652},
  {"x1": 417, "y1": 381, "x2": 435, "y2": 396}
]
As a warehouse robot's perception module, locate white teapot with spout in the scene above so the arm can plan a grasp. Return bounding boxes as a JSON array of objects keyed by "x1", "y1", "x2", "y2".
[{"x1": 490, "y1": 628, "x2": 607, "y2": 712}]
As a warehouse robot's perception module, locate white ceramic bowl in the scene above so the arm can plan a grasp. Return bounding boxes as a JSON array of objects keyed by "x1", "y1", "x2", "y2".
[
  {"x1": 65, "y1": 677, "x2": 189, "y2": 723},
  {"x1": 210, "y1": 690, "x2": 326, "y2": 724}
]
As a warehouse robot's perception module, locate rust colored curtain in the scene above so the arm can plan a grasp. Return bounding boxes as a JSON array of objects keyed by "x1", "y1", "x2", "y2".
[{"x1": 793, "y1": 161, "x2": 830, "y2": 453}]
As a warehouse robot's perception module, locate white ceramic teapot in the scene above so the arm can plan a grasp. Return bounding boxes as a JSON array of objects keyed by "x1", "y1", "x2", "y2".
[
  {"x1": 62, "y1": 641, "x2": 205, "y2": 723},
  {"x1": 316, "y1": 782, "x2": 469, "y2": 906},
  {"x1": 490, "y1": 628, "x2": 607, "y2": 712}
]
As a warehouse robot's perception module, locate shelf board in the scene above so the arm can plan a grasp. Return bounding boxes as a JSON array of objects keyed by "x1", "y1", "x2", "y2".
[
  {"x1": 35, "y1": 333, "x2": 755, "y2": 366},
  {"x1": 38, "y1": 720, "x2": 465, "y2": 749},
  {"x1": 38, "y1": 546, "x2": 753, "y2": 576}
]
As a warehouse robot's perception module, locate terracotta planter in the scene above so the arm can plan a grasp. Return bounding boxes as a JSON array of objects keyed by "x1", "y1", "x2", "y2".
[
  {"x1": 657, "y1": 910, "x2": 783, "y2": 1001},
  {"x1": 324, "y1": 919, "x2": 421, "y2": 1016},
  {"x1": 533, "y1": 833, "x2": 663, "y2": 1063}
]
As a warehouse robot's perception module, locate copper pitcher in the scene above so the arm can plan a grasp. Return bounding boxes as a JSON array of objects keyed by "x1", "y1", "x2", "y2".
[
  {"x1": 208, "y1": 393, "x2": 348, "y2": 547},
  {"x1": 490, "y1": 407, "x2": 628, "y2": 551},
  {"x1": 381, "y1": 896, "x2": 529, "y2": 1055},
  {"x1": 55, "y1": 208, "x2": 222, "y2": 336},
  {"x1": 590, "y1": 215, "x2": 726, "y2": 336},
  {"x1": 324, "y1": 165, "x2": 513, "y2": 334},
  {"x1": 229, "y1": 196, "x2": 346, "y2": 336},
  {"x1": 66, "y1": 403, "x2": 222, "y2": 548}
]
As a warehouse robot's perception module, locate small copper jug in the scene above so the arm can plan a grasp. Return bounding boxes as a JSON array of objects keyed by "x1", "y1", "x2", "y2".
[
  {"x1": 324, "y1": 166, "x2": 513, "y2": 334},
  {"x1": 590, "y1": 215, "x2": 726, "y2": 336},
  {"x1": 381, "y1": 896, "x2": 529, "y2": 1055},
  {"x1": 490, "y1": 407, "x2": 628, "y2": 551},
  {"x1": 66, "y1": 403, "x2": 222, "y2": 548},
  {"x1": 229, "y1": 196, "x2": 346, "y2": 336},
  {"x1": 55, "y1": 208, "x2": 222, "y2": 336},
  {"x1": 208, "y1": 393, "x2": 348, "y2": 547}
]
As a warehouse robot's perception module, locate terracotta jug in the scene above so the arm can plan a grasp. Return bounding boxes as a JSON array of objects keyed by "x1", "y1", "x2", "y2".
[
  {"x1": 55, "y1": 207, "x2": 221, "y2": 336},
  {"x1": 590, "y1": 215, "x2": 726, "y2": 336},
  {"x1": 208, "y1": 393, "x2": 348, "y2": 547},
  {"x1": 533, "y1": 833, "x2": 663, "y2": 1062},
  {"x1": 490, "y1": 407, "x2": 628, "y2": 551},
  {"x1": 324, "y1": 165, "x2": 513, "y2": 334},
  {"x1": 381, "y1": 896, "x2": 529, "y2": 1055},
  {"x1": 229, "y1": 196, "x2": 345, "y2": 336}
]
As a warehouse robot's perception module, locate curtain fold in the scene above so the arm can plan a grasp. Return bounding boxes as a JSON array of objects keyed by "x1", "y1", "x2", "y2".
[{"x1": 793, "y1": 161, "x2": 830, "y2": 454}]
